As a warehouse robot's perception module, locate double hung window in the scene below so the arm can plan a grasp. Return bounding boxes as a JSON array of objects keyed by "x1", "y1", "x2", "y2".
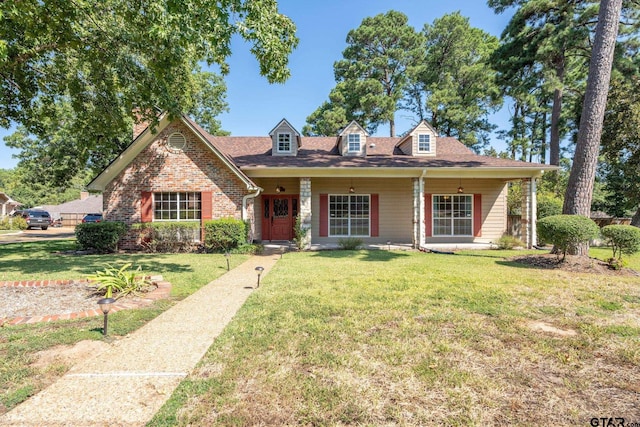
[
  {"x1": 154, "y1": 192, "x2": 201, "y2": 221},
  {"x1": 433, "y1": 195, "x2": 472, "y2": 236},
  {"x1": 329, "y1": 194, "x2": 370, "y2": 236}
]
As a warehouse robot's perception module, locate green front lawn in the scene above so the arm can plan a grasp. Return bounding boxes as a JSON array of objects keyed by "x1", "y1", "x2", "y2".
[
  {"x1": 151, "y1": 248, "x2": 640, "y2": 426},
  {"x1": 0, "y1": 240, "x2": 249, "y2": 414}
]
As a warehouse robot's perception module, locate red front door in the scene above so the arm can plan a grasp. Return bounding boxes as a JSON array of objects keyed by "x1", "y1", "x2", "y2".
[{"x1": 262, "y1": 195, "x2": 297, "y2": 241}]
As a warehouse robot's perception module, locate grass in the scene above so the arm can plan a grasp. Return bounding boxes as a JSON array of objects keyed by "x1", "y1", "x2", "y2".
[
  {"x1": 0, "y1": 240, "x2": 249, "y2": 414},
  {"x1": 149, "y1": 248, "x2": 640, "y2": 426}
]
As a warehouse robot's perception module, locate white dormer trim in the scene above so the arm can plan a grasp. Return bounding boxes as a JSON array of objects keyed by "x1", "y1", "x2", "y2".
[
  {"x1": 396, "y1": 120, "x2": 438, "y2": 157},
  {"x1": 269, "y1": 118, "x2": 301, "y2": 156},
  {"x1": 338, "y1": 121, "x2": 368, "y2": 157}
]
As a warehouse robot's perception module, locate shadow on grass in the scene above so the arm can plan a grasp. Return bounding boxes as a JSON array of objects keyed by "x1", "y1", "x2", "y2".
[
  {"x1": 310, "y1": 249, "x2": 410, "y2": 262},
  {"x1": 0, "y1": 240, "x2": 194, "y2": 278}
]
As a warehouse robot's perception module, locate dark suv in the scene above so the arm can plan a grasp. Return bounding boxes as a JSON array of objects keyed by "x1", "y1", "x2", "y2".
[
  {"x1": 16, "y1": 209, "x2": 52, "y2": 230},
  {"x1": 81, "y1": 213, "x2": 103, "y2": 223}
]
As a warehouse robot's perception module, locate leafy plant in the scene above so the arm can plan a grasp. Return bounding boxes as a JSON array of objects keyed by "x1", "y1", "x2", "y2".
[
  {"x1": 338, "y1": 237, "x2": 363, "y2": 250},
  {"x1": 132, "y1": 222, "x2": 200, "y2": 253},
  {"x1": 293, "y1": 215, "x2": 307, "y2": 250},
  {"x1": 495, "y1": 234, "x2": 524, "y2": 250},
  {"x1": 203, "y1": 218, "x2": 247, "y2": 252},
  {"x1": 537, "y1": 215, "x2": 600, "y2": 260},
  {"x1": 0, "y1": 216, "x2": 27, "y2": 230},
  {"x1": 601, "y1": 225, "x2": 640, "y2": 261},
  {"x1": 75, "y1": 222, "x2": 128, "y2": 253},
  {"x1": 88, "y1": 263, "x2": 151, "y2": 298}
]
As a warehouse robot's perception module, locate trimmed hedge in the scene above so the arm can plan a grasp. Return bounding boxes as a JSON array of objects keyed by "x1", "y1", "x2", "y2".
[
  {"x1": 204, "y1": 218, "x2": 247, "y2": 252},
  {"x1": 601, "y1": 225, "x2": 640, "y2": 260},
  {"x1": 0, "y1": 216, "x2": 27, "y2": 230},
  {"x1": 132, "y1": 222, "x2": 200, "y2": 253},
  {"x1": 537, "y1": 215, "x2": 600, "y2": 259},
  {"x1": 75, "y1": 222, "x2": 128, "y2": 253}
]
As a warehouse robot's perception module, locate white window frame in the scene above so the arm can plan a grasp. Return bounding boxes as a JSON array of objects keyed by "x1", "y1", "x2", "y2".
[
  {"x1": 347, "y1": 133, "x2": 361, "y2": 153},
  {"x1": 418, "y1": 134, "x2": 431, "y2": 153},
  {"x1": 277, "y1": 133, "x2": 292, "y2": 153},
  {"x1": 432, "y1": 194, "x2": 473, "y2": 236},
  {"x1": 328, "y1": 194, "x2": 370, "y2": 237},
  {"x1": 153, "y1": 192, "x2": 202, "y2": 222}
]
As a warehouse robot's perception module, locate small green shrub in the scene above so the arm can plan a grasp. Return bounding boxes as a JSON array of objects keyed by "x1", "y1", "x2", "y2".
[
  {"x1": 132, "y1": 222, "x2": 200, "y2": 253},
  {"x1": 75, "y1": 222, "x2": 127, "y2": 253},
  {"x1": 88, "y1": 263, "x2": 151, "y2": 298},
  {"x1": 537, "y1": 215, "x2": 600, "y2": 260},
  {"x1": 204, "y1": 218, "x2": 247, "y2": 252},
  {"x1": 601, "y1": 224, "x2": 640, "y2": 260},
  {"x1": 537, "y1": 194, "x2": 563, "y2": 219},
  {"x1": 495, "y1": 234, "x2": 525, "y2": 250},
  {"x1": 0, "y1": 216, "x2": 27, "y2": 230},
  {"x1": 293, "y1": 215, "x2": 307, "y2": 250},
  {"x1": 338, "y1": 237, "x2": 363, "y2": 250}
]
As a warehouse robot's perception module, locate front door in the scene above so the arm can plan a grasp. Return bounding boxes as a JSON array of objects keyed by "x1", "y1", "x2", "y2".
[{"x1": 262, "y1": 195, "x2": 297, "y2": 241}]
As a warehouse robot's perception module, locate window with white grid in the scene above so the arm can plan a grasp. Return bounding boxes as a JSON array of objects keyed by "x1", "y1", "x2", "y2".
[
  {"x1": 433, "y1": 195, "x2": 472, "y2": 236},
  {"x1": 277, "y1": 133, "x2": 291, "y2": 153},
  {"x1": 418, "y1": 134, "x2": 431, "y2": 152},
  {"x1": 154, "y1": 192, "x2": 201, "y2": 221},
  {"x1": 329, "y1": 194, "x2": 370, "y2": 236},
  {"x1": 347, "y1": 134, "x2": 361, "y2": 152}
]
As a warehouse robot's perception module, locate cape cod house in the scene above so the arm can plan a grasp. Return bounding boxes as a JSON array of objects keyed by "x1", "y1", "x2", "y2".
[{"x1": 88, "y1": 113, "x2": 556, "y2": 250}]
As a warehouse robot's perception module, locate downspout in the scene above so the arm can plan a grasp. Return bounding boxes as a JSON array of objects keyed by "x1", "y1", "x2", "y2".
[
  {"x1": 419, "y1": 169, "x2": 427, "y2": 248},
  {"x1": 242, "y1": 186, "x2": 263, "y2": 242}
]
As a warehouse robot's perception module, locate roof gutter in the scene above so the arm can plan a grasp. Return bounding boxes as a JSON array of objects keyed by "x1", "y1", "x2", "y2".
[{"x1": 242, "y1": 186, "x2": 263, "y2": 222}]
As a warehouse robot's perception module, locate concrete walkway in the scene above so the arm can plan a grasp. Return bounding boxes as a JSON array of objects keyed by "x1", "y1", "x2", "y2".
[{"x1": 0, "y1": 249, "x2": 282, "y2": 426}]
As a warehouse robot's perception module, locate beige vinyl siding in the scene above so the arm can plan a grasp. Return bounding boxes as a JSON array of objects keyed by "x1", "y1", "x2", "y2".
[
  {"x1": 397, "y1": 138, "x2": 412, "y2": 155},
  {"x1": 411, "y1": 122, "x2": 437, "y2": 156},
  {"x1": 338, "y1": 122, "x2": 367, "y2": 156},
  {"x1": 271, "y1": 122, "x2": 298, "y2": 156},
  {"x1": 311, "y1": 177, "x2": 414, "y2": 244},
  {"x1": 425, "y1": 178, "x2": 508, "y2": 244}
]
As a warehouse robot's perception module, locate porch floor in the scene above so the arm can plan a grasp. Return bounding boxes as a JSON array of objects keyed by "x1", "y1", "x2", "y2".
[{"x1": 263, "y1": 241, "x2": 495, "y2": 252}]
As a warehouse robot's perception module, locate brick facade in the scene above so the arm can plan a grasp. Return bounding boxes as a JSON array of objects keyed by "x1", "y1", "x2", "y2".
[{"x1": 104, "y1": 122, "x2": 252, "y2": 249}]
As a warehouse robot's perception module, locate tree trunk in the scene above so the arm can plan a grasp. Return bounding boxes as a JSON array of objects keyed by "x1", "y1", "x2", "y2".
[
  {"x1": 540, "y1": 110, "x2": 547, "y2": 164},
  {"x1": 389, "y1": 117, "x2": 395, "y2": 137},
  {"x1": 562, "y1": 0, "x2": 623, "y2": 255},
  {"x1": 632, "y1": 206, "x2": 640, "y2": 227},
  {"x1": 550, "y1": 78, "x2": 563, "y2": 166}
]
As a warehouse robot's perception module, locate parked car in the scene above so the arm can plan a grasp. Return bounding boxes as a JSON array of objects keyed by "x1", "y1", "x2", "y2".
[
  {"x1": 81, "y1": 213, "x2": 103, "y2": 223},
  {"x1": 14, "y1": 209, "x2": 53, "y2": 230}
]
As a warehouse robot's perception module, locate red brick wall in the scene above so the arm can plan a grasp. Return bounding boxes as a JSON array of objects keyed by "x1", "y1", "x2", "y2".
[{"x1": 104, "y1": 121, "x2": 251, "y2": 249}]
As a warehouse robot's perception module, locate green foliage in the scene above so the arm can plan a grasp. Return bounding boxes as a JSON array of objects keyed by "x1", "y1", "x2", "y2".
[
  {"x1": 601, "y1": 225, "x2": 640, "y2": 260},
  {"x1": 0, "y1": 215, "x2": 27, "y2": 230},
  {"x1": 495, "y1": 234, "x2": 524, "y2": 250},
  {"x1": 87, "y1": 263, "x2": 151, "y2": 298},
  {"x1": 537, "y1": 215, "x2": 600, "y2": 260},
  {"x1": 338, "y1": 237, "x2": 363, "y2": 250},
  {"x1": 75, "y1": 222, "x2": 128, "y2": 253},
  {"x1": 204, "y1": 218, "x2": 247, "y2": 252},
  {"x1": 293, "y1": 215, "x2": 307, "y2": 250},
  {"x1": 304, "y1": 10, "x2": 423, "y2": 136},
  {"x1": 132, "y1": 222, "x2": 200, "y2": 253},
  {"x1": 410, "y1": 12, "x2": 501, "y2": 151},
  {"x1": 537, "y1": 193, "x2": 563, "y2": 219}
]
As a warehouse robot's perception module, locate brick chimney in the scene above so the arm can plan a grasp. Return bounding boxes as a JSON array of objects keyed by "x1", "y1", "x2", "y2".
[{"x1": 80, "y1": 191, "x2": 89, "y2": 200}]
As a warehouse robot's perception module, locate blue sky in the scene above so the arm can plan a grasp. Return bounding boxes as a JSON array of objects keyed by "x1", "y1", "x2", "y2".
[{"x1": 0, "y1": 0, "x2": 513, "y2": 170}]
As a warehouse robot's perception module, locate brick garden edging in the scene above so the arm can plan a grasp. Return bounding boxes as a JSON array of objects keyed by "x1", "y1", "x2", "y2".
[{"x1": 0, "y1": 275, "x2": 171, "y2": 326}]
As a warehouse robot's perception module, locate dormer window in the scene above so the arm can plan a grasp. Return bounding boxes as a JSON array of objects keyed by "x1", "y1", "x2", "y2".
[
  {"x1": 418, "y1": 134, "x2": 431, "y2": 153},
  {"x1": 348, "y1": 134, "x2": 361, "y2": 152},
  {"x1": 277, "y1": 133, "x2": 292, "y2": 153}
]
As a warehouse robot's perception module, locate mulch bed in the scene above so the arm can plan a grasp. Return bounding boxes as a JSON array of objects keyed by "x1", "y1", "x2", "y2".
[{"x1": 508, "y1": 253, "x2": 639, "y2": 276}]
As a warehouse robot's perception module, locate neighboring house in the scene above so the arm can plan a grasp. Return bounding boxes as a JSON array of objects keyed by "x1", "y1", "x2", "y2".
[
  {"x1": 88, "y1": 113, "x2": 556, "y2": 250},
  {"x1": 0, "y1": 192, "x2": 21, "y2": 219},
  {"x1": 37, "y1": 193, "x2": 103, "y2": 226}
]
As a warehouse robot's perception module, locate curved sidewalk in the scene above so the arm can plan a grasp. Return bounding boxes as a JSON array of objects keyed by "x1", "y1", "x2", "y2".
[{"x1": 0, "y1": 249, "x2": 282, "y2": 426}]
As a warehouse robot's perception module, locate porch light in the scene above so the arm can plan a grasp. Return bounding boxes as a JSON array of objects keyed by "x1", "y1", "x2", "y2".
[
  {"x1": 457, "y1": 178, "x2": 464, "y2": 194},
  {"x1": 255, "y1": 266, "x2": 264, "y2": 288},
  {"x1": 97, "y1": 297, "x2": 115, "y2": 336},
  {"x1": 349, "y1": 186, "x2": 355, "y2": 193},
  {"x1": 275, "y1": 185, "x2": 285, "y2": 193}
]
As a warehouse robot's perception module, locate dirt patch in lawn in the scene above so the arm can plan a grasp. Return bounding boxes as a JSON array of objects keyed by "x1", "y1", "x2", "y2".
[
  {"x1": 31, "y1": 340, "x2": 110, "y2": 369},
  {"x1": 509, "y1": 253, "x2": 639, "y2": 276}
]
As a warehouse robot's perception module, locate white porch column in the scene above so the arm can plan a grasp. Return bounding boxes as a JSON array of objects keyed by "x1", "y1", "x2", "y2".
[
  {"x1": 412, "y1": 177, "x2": 425, "y2": 249},
  {"x1": 520, "y1": 178, "x2": 538, "y2": 248},
  {"x1": 299, "y1": 177, "x2": 312, "y2": 248}
]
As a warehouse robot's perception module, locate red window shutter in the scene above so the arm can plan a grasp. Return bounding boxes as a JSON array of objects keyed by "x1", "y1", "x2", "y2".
[
  {"x1": 319, "y1": 194, "x2": 328, "y2": 237},
  {"x1": 141, "y1": 192, "x2": 153, "y2": 223},
  {"x1": 425, "y1": 194, "x2": 432, "y2": 237},
  {"x1": 370, "y1": 194, "x2": 379, "y2": 237},
  {"x1": 201, "y1": 191, "x2": 213, "y2": 220},
  {"x1": 473, "y1": 194, "x2": 482, "y2": 237},
  {"x1": 201, "y1": 191, "x2": 213, "y2": 242}
]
